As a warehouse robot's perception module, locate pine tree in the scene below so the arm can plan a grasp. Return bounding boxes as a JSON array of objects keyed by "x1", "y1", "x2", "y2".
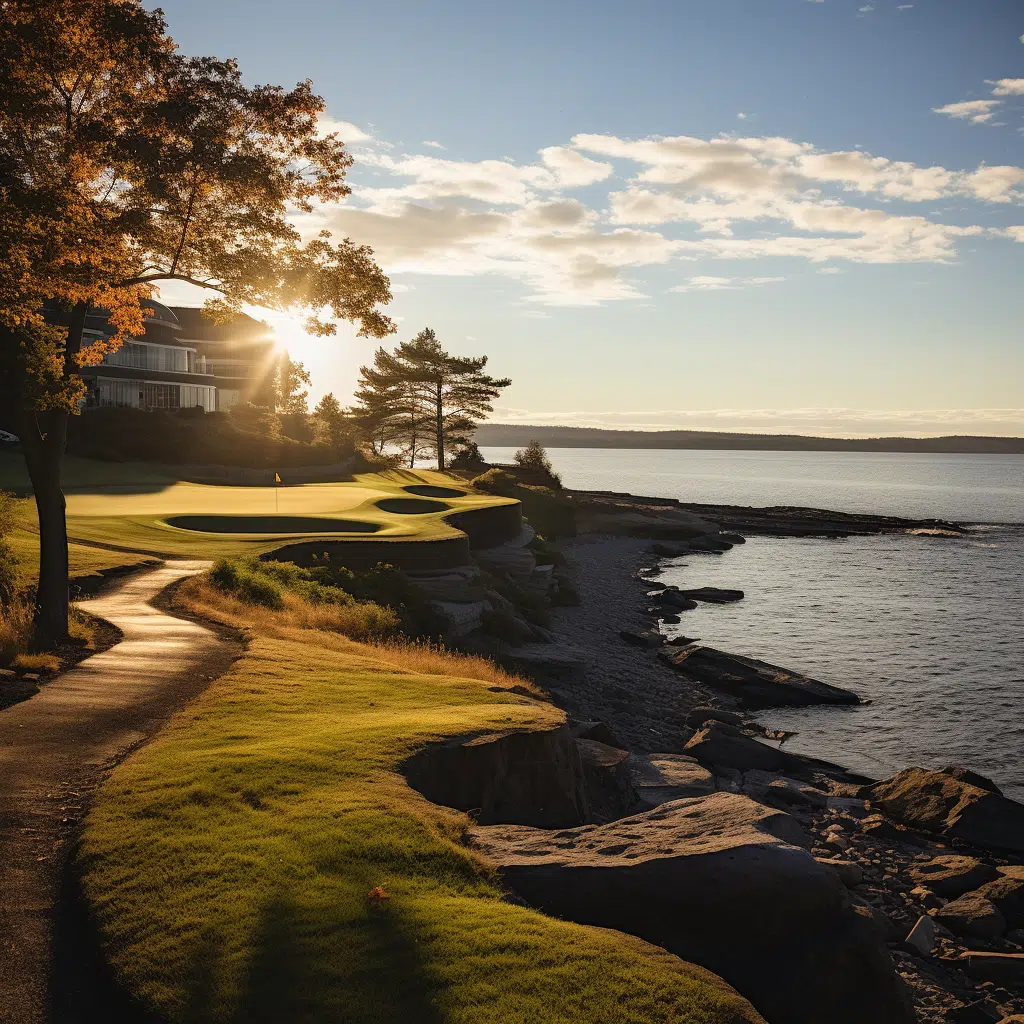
[{"x1": 391, "y1": 329, "x2": 511, "y2": 469}]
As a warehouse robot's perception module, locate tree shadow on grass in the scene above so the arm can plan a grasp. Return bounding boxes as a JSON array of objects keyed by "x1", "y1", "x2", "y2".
[{"x1": 178, "y1": 891, "x2": 447, "y2": 1024}]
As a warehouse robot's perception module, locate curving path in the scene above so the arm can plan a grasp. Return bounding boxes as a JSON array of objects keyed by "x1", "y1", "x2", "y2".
[{"x1": 0, "y1": 561, "x2": 237, "y2": 1024}]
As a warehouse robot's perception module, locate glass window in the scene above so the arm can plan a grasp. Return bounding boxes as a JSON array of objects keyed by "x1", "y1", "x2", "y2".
[{"x1": 102, "y1": 341, "x2": 192, "y2": 373}]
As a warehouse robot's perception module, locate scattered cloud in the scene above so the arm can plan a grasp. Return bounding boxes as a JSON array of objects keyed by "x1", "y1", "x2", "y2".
[
  {"x1": 316, "y1": 115, "x2": 373, "y2": 144},
  {"x1": 858, "y1": 5, "x2": 874, "y2": 12},
  {"x1": 422, "y1": 140, "x2": 445, "y2": 149},
  {"x1": 295, "y1": 121, "x2": 1024, "y2": 306},
  {"x1": 933, "y1": 99, "x2": 1001, "y2": 124},
  {"x1": 897, "y1": 5, "x2": 913, "y2": 9},
  {"x1": 989, "y1": 78, "x2": 1024, "y2": 97},
  {"x1": 737, "y1": 112, "x2": 748, "y2": 120},
  {"x1": 817, "y1": 266, "x2": 842, "y2": 274},
  {"x1": 672, "y1": 275, "x2": 784, "y2": 292}
]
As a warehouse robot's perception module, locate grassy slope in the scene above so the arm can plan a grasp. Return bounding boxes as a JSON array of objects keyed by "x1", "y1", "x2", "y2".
[{"x1": 79, "y1": 600, "x2": 761, "y2": 1024}]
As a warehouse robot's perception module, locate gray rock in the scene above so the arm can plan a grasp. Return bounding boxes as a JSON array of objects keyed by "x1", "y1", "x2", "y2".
[
  {"x1": 471, "y1": 792, "x2": 914, "y2": 1024},
  {"x1": 957, "y1": 951, "x2": 1024, "y2": 987},
  {"x1": 934, "y1": 891, "x2": 1007, "y2": 940},
  {"x1": 664, "y1": 645, "x2": 861, "y2": 707},
  {"x1": 576, "y1": 739, "x2": 638, "y2": 821},
  {"x1": 571, "y1": 720, "x2": 628, "y2": 750},
  {"x1": 816, "y1": 857, "x2": 865, "y2": 888},
  {"x1": 676, "y1": 587, "x2": 745, "y2": 604},
  {"x1": 626, "y1": 752, "x2": 716, "y2": 808},
  {"x1": 618, "y1": 629, "x2": 665, "y2": 648},
  {"x1": 905, "y1": 914, "x2": 937, "y2": 955},
  {"x1": 867, "y1": 766, "x2": 1024, "y2": 853},
  {"x1": 684, "y1": 706, "x2": 745, "y2": 730},
  {"x1": 974, "y1": 872, "x2": 1024, "y2": 930},
  {"x1": 403, "y1": 723, "x2": 589, "y2": 828},
  {"x1": 743, "y1": 769, "x2": 828, "y2": 810},
  {"x1": 908, "y1": 854, "x2": 1000, "y2": 899},
  {"x1": 684, "y1": 722, "x2": 785, "y2": 773}
]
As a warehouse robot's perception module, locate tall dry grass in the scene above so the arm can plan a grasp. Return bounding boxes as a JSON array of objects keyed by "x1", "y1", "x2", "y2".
[{"x1": 175, "y1": 574, "x2": 541, "y2": 695}]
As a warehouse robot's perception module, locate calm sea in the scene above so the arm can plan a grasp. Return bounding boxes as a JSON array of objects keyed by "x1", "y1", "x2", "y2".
[{"x1": 483, "y1": 448, "x2": 1024, "y2": 799}]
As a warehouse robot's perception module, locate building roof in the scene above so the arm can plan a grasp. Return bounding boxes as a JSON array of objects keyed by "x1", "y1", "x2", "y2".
[{"x1": 169, "y1": 306, "x2": 273, "y2": 344}]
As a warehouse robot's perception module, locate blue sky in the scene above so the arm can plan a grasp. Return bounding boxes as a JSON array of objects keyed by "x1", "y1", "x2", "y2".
[{"x1": 156, "y1": 0, "x2": 1024, "y2": 436}]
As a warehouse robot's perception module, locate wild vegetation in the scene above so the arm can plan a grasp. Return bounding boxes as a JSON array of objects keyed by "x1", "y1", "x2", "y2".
[
  {"x1": 0, "y1": 0, "x2": 394, "y2": 643},
  {"x1": 78, "y1": 576, "x2": 763, "y2": 1024}
]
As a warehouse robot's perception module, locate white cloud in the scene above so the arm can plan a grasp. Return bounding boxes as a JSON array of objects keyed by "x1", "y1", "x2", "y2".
[
  {"x1": 897, "y1": 5, "x2": 913, "y2": 9},
  {"x1": 316, "y1": 115, "x2": 373, "y2": 143},
  {"x1": 817, "y1": 266, "x2": 842, "y2": 274},
  {"x1": 933, "y1": 99, "x2": 1001, "y2": 124},
  {"x1": 422, "y1": 140, "x2": 445, "y2": 149},
  {"x1": 858, "y1": 5, "x2": 874, "y2": 11},
  {"x1": 737, "y1": 112, "x2": 748, "y2": 120},
  {"x1": 989, "y1": 78, "x2": 1024, "y2": 96},
  {"x1": 295, "y1": 123, "x2": 1024, "y2": 305},
  {"x1": 672, "y1": 275, "x2": 784, "y2": 292}
]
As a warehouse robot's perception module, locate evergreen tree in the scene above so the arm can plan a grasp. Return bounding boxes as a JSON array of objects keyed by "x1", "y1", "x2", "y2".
[
  {"x1": 312, "y1": 393, "x2": 351, "y2": 452},
  {"x1": 391, "y1": 329, "x2": 511, "y2": 469},
  {"x1": 273, "y1": 357, "x2": 312, "y2": 414}
]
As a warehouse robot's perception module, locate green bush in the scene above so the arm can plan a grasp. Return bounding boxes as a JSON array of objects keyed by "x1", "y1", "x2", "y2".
[
  {"x1": 470, "y1": 467, "x2": 517, "y2": 497},
  {"x1": 0, "y1": 491, "x2": 19, "y2": 607},
  {"x1": 211, "y1": 557, "x2": 283, "y2": 609},
  {"x1": 514, "y1": 441, "x2": 562, "y2": 489},
  {"x1": 308, "y1": 559, "x2": 449, "y2": 640}
]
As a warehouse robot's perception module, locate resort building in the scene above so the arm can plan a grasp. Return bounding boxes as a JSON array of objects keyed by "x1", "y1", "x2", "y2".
[{"x1": 79, "y1": 302, "x2": 277, "y2": 413}]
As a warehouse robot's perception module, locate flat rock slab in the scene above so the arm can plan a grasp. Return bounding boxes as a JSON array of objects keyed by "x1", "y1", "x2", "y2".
[
  {"x1": 676, "y1": 587, "x2": 745, "y2": 603},
  {"x1": 626, "y1": 752, "x2": 716, "y2": 808},
  {"x1": 471, "y1": 791, "x2": 914, "y2": 1024},
  {"x1": 958, "y1": 952, "x2": 1024, "y2": 987},
  {"x1": 662, "y1": 645, "x2": 860, "y2": 707},
  {"x1": 0, "y1": 561, "x2": 236, "y2": 1024}
]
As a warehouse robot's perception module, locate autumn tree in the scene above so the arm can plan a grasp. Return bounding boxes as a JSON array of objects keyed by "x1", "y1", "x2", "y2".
[
  {"x1": 353, "y1": 330, "x2": 509, "y2": 470},
  {"x1": 0, "y1": 0, "x2": 394, "y2": 642}
]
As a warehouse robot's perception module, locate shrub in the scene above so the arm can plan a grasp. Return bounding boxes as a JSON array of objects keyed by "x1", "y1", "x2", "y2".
[
  {"x1": 0, "y1": 595, "x2": 33, "y2": 667},
  {"x1": 210, "y1": 557, "x2": 283, "y2": 609},
  {"x1": 450, "y1": 442, "x2": 486, "y2": 470},
  {"x1": 514, "y1": 440, "x2": 562, "y2": 488},
  {"x1": 308, "y1": 560, "x2": 449, "y2": 640},
  {"x1": 0, "y1": 491, "x2": 18, "y2": 606},
  {"x1": 470, "y1": 467, "x2": 517, "y2": 497}
]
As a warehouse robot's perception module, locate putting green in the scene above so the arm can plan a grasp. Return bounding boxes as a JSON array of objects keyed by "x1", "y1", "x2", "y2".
[{"x1": 1, "y1": 454, "x2": 520, "y2": 570}]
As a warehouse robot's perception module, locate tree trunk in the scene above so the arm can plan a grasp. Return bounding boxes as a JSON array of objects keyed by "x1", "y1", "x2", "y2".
[
  {"x1": 20, "y1": 409, "x2": 70, "y2": 646},
  {"x1": 409, "y1": 417, "x2": 417, "y2": 469},
  {"x1": 435, "y1": 387, "x2": 444, "y2": 470},
  {"x1": 18, "y1": 300, "x2": 89, "y2": 646}
]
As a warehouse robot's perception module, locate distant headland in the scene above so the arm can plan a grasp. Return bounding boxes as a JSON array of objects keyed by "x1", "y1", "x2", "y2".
[{"x1": 474, "y1": 424, "x2": 1024, "y2": 454}]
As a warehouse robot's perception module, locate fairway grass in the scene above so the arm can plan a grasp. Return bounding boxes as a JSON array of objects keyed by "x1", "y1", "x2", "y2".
[
  {"x1": 78, "y1": 591, "x2": 763, "y2": 1024},
  {"x1": 1, "y1": 452, "x2": 519, "y2": 571}
]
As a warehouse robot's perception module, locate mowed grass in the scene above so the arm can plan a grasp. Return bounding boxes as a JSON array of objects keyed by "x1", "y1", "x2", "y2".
[
  {"x1": 0, "y1": 451, "x2": 517, "y2": 566},
  {"x1": 78, "y1": 588, "x2": 762, "y2": 1024}
]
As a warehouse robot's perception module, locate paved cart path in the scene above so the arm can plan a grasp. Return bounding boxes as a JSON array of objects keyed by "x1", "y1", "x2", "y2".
[{"x1": 0, "y1": 562, "x2": 237, "y2": 1024}]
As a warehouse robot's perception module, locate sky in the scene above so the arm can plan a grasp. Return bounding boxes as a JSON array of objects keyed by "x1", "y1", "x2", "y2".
[{"x1": 155, "y1": 0, "x2": 1024, "y2": 437}]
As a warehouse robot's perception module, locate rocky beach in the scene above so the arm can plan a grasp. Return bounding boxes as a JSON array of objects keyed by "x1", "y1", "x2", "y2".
[{"x1": 450, "y1": 489, "x2": 1024, "y2": 1024}]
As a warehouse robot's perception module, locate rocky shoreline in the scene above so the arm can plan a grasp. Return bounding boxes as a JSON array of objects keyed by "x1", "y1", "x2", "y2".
[{"x1": 495, "y1": 498, "x2": 1023, "y2": 1024}]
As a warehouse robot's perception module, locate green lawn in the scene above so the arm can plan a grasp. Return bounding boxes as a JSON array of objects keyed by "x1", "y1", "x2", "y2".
[
  {"x1": 1, "y1": 452, "x2": 517, "y2": 569},
  {"x1": 78, "y1": 611, "x2": 762, "y2": 1024}
]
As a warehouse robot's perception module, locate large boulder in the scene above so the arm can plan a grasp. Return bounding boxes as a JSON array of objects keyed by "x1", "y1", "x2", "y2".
[
  {"x1": 403, "y1": 723, "x2": 588, "y2": 828},
  {"x1": 974, "y1": 872, "x2": 1024, "y2": 930},
  {"x1": 934, "y1": 890, "x2": 1006, "y2": 940},
  {"x1": 908, "y1": 855, "x2": 1001, "y2": 899},
  {"x1": 576, "y1": 738, "x2": 639, "y2": 821},
  {"x1": 685, "y1": 722, "x2": 786, "y2": 773},
  {"x1": 471, "y1": 792, "x2": 914, "y2": 1024},
  {"x1": 866, "y1": 767, "x2": 1024, "y2": 853},
  {"x1": 957, "y1": 952, "x2": 1024, "y2": 987},
  {"x1": 743, "y1": 769, "x2": 829, "y2": 811}
]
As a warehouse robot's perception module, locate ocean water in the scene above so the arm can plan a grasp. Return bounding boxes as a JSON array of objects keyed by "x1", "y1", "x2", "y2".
[{"x1": 483, "y1": 447, "x2": 1024, "y2": 799}]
